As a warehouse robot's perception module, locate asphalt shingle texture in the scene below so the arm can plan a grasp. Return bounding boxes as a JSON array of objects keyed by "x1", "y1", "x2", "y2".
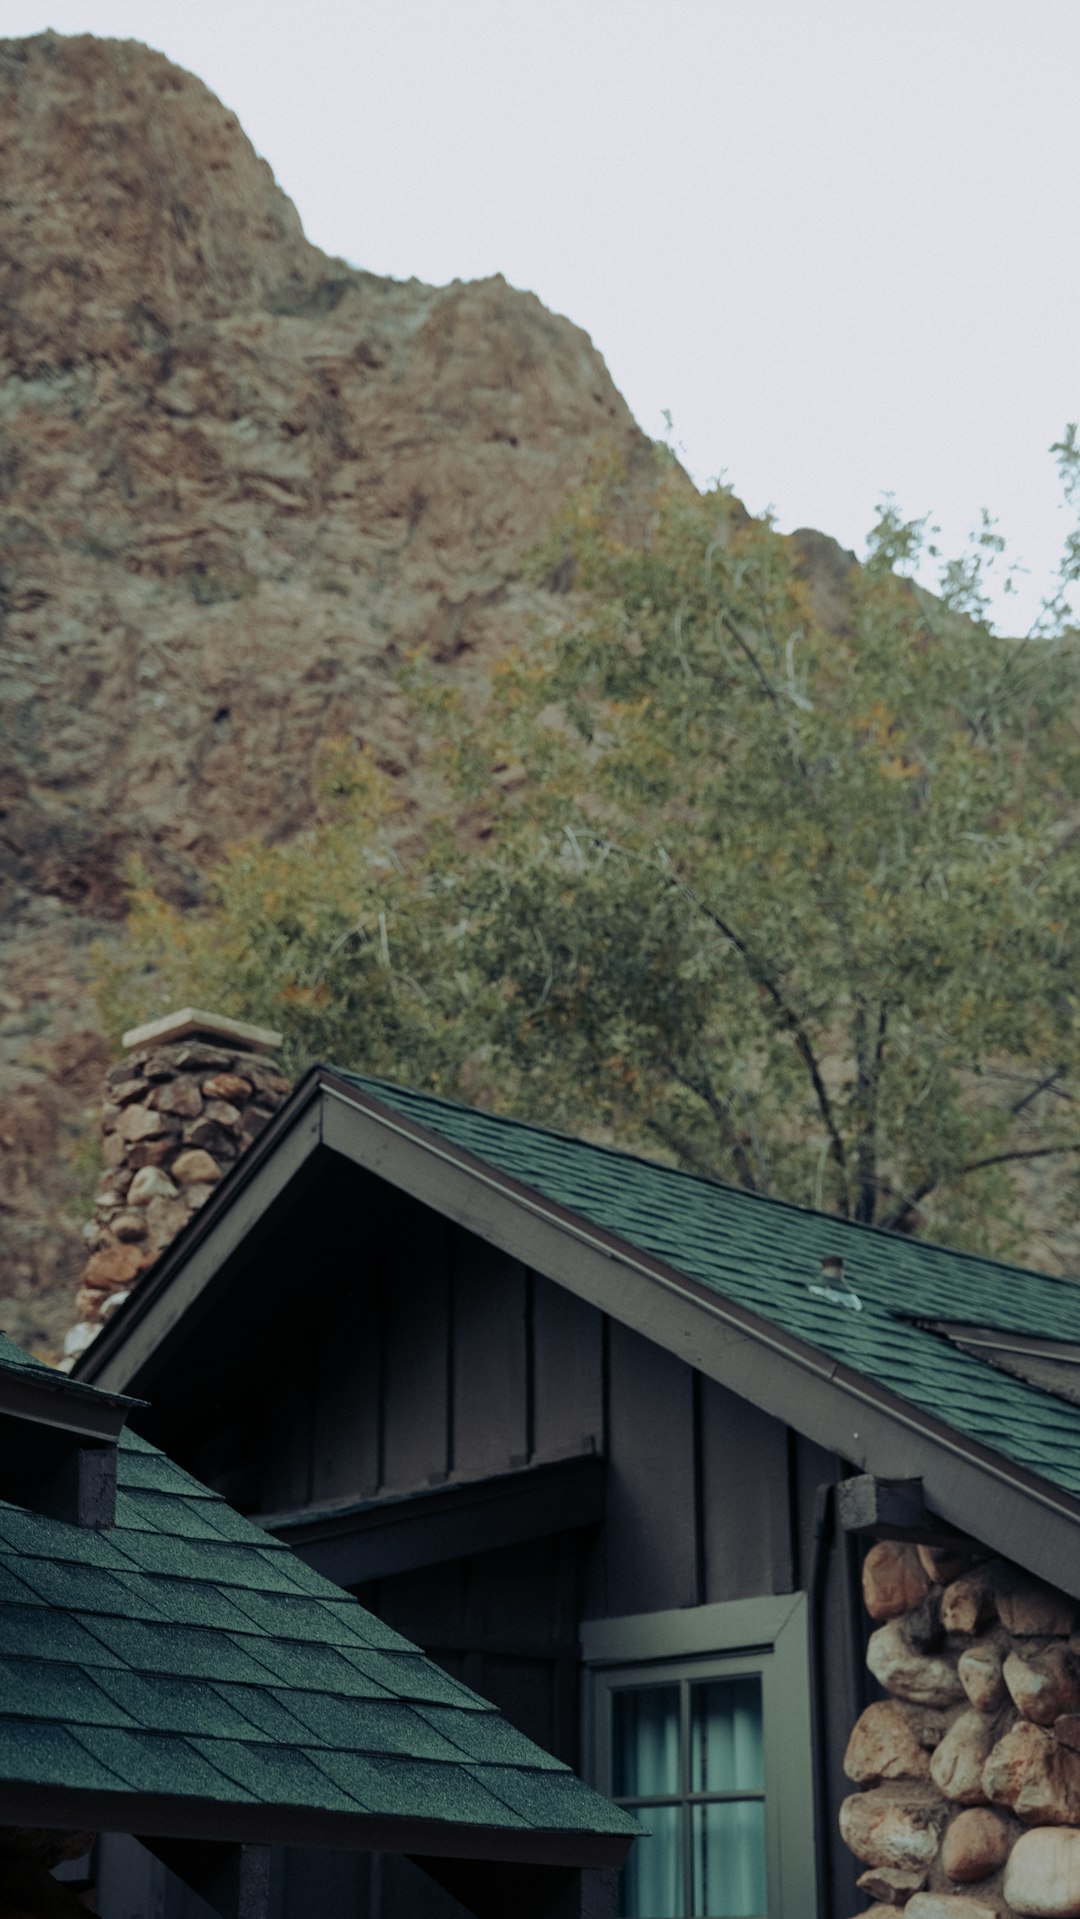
[
  {"x1": 336, "y1": 1071, "x2": 1080, "y2": 1502},
  {"x1": 0, "y1": 1335, "x2": 635, "y2": 1841}
]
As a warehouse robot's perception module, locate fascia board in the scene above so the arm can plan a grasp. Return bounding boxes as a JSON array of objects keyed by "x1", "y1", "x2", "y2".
[
  {"x1": 0, "y1": 1782, "x2": 631, "y2": 1869},
  {"x1": 0, "y1": 1371, "x2": 137, "y2": 1443}
]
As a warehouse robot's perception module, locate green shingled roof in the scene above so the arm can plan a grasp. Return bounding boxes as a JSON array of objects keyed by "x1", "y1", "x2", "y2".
[
  {"x1": 334, "y1": 1072, "x2": 1080, "y2": 1504},
  {"x1": 0, "y1": 1337, "x2": 635, "y2": 1844}
]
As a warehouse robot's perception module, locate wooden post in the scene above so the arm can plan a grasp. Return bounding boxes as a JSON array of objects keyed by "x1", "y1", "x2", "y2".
[
  {"x1": 138, "y1": 1836, "x2": 270, "y2": 1918},
  {"x1": 836, "y1": 1473, "x2": 967, "y2": 1545}
]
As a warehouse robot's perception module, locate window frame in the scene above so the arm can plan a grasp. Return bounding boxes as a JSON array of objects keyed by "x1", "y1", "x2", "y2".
[{"x1": 581, "y1": 1594, "x2": 815, "y2": 1919}]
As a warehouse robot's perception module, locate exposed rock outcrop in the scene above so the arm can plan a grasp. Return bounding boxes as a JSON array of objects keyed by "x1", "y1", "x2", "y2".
[{"x1": 0, "y1": 32, "x2": 658, "y2": 1348}]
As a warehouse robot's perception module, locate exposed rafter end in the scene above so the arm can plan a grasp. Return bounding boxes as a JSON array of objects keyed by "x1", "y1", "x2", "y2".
[{"x1": 836, "y1": 1473, "x2": 968, "y2": 1546}]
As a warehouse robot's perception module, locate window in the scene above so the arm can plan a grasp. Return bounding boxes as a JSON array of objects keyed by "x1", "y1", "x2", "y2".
[{"x1": 582, "y1": 1595, "x2": 815, "y2": 1919}]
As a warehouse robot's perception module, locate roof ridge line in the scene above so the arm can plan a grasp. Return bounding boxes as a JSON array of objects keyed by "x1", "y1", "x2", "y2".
[{"x1": 324, "y1": 1066, "x2": 1080, "y2": 1294}]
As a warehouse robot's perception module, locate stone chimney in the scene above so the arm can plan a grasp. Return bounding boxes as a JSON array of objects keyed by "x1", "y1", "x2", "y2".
[{"x1": 63, "y1": 1009, "x2": 288, "y2": 1367}]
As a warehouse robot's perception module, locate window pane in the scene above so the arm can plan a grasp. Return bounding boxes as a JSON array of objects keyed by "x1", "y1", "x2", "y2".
[
  {"x1": 689, "y1": 1676, "x2": 763, "y2": 1793},
  {"x1": 613, "y1": 1685, "x2": 680, "y2": 1797},
  {"x1": 691, "y1": 1800, "x2": 766, "y2": 1918},
  {"x1": 621, "y1": 1804, "x2": 683, "y2": 1918}
]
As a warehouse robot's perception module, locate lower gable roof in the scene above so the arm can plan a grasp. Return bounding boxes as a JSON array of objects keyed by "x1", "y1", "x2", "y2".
[{"x1": 0, "y1": 1340, "x2": 635, "y2": 1862}]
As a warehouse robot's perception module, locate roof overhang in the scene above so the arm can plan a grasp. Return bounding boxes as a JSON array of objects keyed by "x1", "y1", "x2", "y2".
[
  {"x1": 0, "y1": 1364, "x2": 137, "y2": 1446},
  {"x1": 257, "y1": 1453, "x2": 607, "y2": 1585},
  {"x1": 0, "y1": 1779, "x2": 630, "y2": 1870},
  {"x1": 77, "y1": 1070, "x2": 1080, "y2": 1599}
]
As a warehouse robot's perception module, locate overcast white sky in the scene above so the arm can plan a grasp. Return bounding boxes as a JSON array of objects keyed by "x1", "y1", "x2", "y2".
[{"x1": 6, "y1": 0, "x2": 1078, "y2": 630}]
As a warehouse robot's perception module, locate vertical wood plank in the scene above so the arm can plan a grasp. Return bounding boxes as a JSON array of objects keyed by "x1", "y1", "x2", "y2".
[
  {"x1": 308, "y1": 1252, "x2": 382, "y2": 1506},
  {"x1": 277, "y1": 1847, "x2": 372, "y2": 1918},
  {"x1": 451, "y1": 1230, "x2": 528, "y2": 1476},
  {"x1": 531, "y1": 1277, "x2": 604, "y2": 1464},
  {"x1": 256, "y1": 1355, "x2": 313, "y2": 1514},
  {"x1": 380, "y1": 1199, "x2": 451, "y2": 1491},
  {"x1": 604, "y1": 1321, "x2": 697, "y2": 1614},
  {"x1": 793, "y1": 1433, "x2": 863, "y2": 1919},
  {"x1": 552, "y1": 1529, "x2": 584, "y2": 1767},
  {"x1": 699, "y1": 1375, "x2": 795, "y2": 1601}
]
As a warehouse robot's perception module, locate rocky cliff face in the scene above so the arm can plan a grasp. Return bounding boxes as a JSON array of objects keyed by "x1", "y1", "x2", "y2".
[{"x1": 0, "y1": 32, "x2": 656, "y2": 1349}]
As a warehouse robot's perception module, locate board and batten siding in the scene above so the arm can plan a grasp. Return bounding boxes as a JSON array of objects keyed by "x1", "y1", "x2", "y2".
[
  {"x1": 157, "y1": 1168, "x2": 863, "y2": 1917},
  {"x1": 245, "y1": 1188, "x2": 799, "y2": 1613}
]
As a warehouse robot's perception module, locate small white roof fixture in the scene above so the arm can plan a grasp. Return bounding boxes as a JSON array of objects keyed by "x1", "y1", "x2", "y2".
[{"x1": 808, "y1": 1253, "x2": 863, "y2": 1313}]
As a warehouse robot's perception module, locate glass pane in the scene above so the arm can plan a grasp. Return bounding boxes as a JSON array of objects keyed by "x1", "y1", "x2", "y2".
[
  {"x1": 613, "y1": 1685, "x2": 681, "y2": 1797},
  {"x1": 690, "y1": 1676, "x2": 763, "y2": 1793},
  {"x1": 620, "y1": 1804, "x2": 683, "y2": 1918},
  {"x1": 691, "y1": 1800, "x2": 767, "y2": 1918}
]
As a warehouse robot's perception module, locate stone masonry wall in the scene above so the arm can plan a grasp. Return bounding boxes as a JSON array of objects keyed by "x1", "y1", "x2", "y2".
[
  {"x1": 63, "y1": 1028, "x2": 289, "y2": 1366},
  {"x1": 843, "y1": 1535, "x2": 1080, "y2": 1917}
]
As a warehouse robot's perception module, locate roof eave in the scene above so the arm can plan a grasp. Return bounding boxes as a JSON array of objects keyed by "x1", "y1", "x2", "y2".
[
  {"x1": 0, "y1": 1367, "x2": 139, "y2": 1444},
  {"x1": 0, "y1": 1780, "x2": 633, "y2": 1868}
]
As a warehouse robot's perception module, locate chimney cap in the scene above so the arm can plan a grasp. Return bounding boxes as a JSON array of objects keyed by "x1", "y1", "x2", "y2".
[{"x1": 121, "y1": 1007, "x2": 283, "y2": 1055}]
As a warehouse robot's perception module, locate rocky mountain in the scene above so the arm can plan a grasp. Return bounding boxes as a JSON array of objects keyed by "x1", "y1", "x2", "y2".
[{"x1": 0, "y1": 32, "x2": 661, "y2": 1349}]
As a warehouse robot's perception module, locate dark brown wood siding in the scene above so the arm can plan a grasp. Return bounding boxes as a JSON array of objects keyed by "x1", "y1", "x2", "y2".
[{"x1": 139, "y1": 1161, "x2": 863, "y2": 1919}]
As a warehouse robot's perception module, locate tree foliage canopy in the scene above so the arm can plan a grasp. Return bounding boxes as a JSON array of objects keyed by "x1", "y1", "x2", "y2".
[{"x1": 105, "y1": 443, "x2": 1080, "y2": 1259}]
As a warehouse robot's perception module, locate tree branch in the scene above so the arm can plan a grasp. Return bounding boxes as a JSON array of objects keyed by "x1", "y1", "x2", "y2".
[
  {"x1": 956, "y1": 1141, "x2": 1080, "y2": 1175},
  {"x1": 646, "y1": 1117, "x2": 736, "y2": 1185},
  {"x1": 873, "y1": 1000, "x2": 889, "y2": 1079},
  {"x1": 667, "y1": 1062, "x2": 760, "y2": 1192},
  {"x1": 1009, "y1": 1067, "x2": 1069, "y2": 1117},
  {"x1": 677, "y1": 882, "x2": 850, "y2": 1205},
  {"x1": 718, "y1": 611, "x2": 782, "y2": 704},
  {"x1": 880, "y1": 1140, "x2": 1080, "y2": 1230},
  {"x1": 852, "y1": 998, "x2": 889, "y2": 1225},
  {"x1": 566, "y1": 827, "x2": 850, "y2": 1206}
]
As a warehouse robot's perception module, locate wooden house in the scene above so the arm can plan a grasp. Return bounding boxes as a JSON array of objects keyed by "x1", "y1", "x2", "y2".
[
  {"x1": 74, "y1": 1063, "x2": 1080, "y2": 1919},
  {"x1": 0, "y1": 1332, "x2": 634, "y2": 1917}
]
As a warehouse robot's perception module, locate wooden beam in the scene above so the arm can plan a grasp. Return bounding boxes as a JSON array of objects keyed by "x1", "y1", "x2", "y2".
[
  {"x1": 0, "y1": 1366, "x2": 134, "y2": 1443},
  {"x1": 835, "y1": 1474, "x2": 965, "y2": 1544},
  {"x1": 138, "y1": 1836, "x2": 270, "y2": 1919},
  {"x1": 1, "y1": 1781, "x2": 630, "y2": 1872},
  {"x1": 260, "y1": 1451, "x2": 606, "y2": 1585},
  {"x1": 70, "y1": 1441, "x2": 118, "y2": 1529},
  {"x1": 415, "y1": 1857, "x2": 618, "y2": 1918}
]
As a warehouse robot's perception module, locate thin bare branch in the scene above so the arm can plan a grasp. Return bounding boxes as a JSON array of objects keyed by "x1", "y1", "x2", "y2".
[
  {"x1": 564, "y1": 825, "x2": 849, "y2": 1202},
  {"x1": 880, "y1": 1140, "x2": 1080, "y2": 1230},
  {"x1": 677, "y1": 883, "x2": 850, "y2": 1204},
  {"x1": 668, "y1": 1061, "x2": 760, "y2": 1192},
  {"x1": 1009, "y1": 1067, "x2": 1068, "y2": 1118},
  {"x1": 646, "y1": 1117, "x2": 731, "y2": 1184}
]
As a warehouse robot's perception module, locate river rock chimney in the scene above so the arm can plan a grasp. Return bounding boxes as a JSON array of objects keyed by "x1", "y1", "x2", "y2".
[{"x1": 63, "y1": 1009, "x2": 288, "y2": 1366}]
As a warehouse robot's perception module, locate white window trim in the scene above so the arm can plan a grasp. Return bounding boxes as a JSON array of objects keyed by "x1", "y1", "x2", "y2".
[{"x1": 581, "y1": 1593, "x2": 816, "y2": 1919}]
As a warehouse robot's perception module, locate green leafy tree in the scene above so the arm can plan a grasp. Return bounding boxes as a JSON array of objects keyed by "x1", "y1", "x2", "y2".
[
  {"x1": 98, "y1": 746, "x2": 472, "y2": 1092},
  {"x1": 105, "y1": 441, "x2": 1080, "y2": 1257}
]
